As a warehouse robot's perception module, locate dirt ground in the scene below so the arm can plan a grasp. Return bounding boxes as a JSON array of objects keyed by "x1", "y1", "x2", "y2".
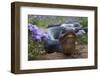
[{"x1": 35, "y1": 44, "x2": 88, "y2": 60}]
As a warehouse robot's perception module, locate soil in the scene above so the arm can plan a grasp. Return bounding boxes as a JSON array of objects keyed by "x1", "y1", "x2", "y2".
[{"x1": 35, "y1": 44, "x2": 88, "y2": 60}]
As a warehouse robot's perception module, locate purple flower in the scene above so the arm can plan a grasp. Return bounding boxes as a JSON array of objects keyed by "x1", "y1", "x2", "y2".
[
  {"x1": 42, "y1": 32, "x2": 49, "y2": 38},
  {"x1": 28, "y1": 24, "x2": 38, "y2": 32},
  {"x1": 28, "y1": 23, "x2": 49, "y2": 41},
  {"x1": 32, "y1": 34, "x2": 41, "y2": 41}
]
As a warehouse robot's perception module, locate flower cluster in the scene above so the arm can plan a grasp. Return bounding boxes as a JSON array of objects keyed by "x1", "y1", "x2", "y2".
[{"x1": 28, "y1": 24, "x2": 48, "y2": 41}]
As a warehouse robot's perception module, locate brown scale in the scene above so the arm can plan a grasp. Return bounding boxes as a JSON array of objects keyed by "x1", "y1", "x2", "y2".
[{"x1": 60, "y1": 32, "x2": 77, "y2": 56}]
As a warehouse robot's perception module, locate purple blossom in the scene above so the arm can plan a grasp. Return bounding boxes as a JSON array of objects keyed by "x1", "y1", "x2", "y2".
[
  {"x1": 42, "y1": 32, "x2": 48, "y2": 38},
  {"x1": 28, "y1": 24, "x2": 49, "y2": 41},
  {"x1": 32, "y1": 34, "x2": 41, "y2": 41},
  {"x1": 28, "y1": 24, "x2": 38, "y2": 32}
]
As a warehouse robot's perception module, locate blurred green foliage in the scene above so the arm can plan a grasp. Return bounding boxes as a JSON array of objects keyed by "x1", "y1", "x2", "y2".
[
  {"x1": 77, "y1": 17, "x2": 88, "y2": 27},
  {"x1": 28, "y1": 33, "x2": 45, "y2": 60},
  {"x1": 77, "y1": 33, "x2": 88, "y2": 44},
  {"x1": 28, "y1": 16, "x2": 65, "y2": 27},
  {"x1": 76, "y1": 17, "x2": 88, "y2": 44}
]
